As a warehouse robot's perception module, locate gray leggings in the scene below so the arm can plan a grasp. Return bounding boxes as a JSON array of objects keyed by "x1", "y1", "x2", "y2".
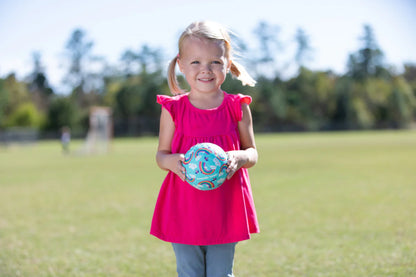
[{"x1": 172, "y1": 242, "x2": 237, "y2": 277}]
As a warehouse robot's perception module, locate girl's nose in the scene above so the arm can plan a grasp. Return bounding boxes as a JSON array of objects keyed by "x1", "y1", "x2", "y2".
[{"x1": 201, "y1": 64, "x2": 212, "y2": 73}]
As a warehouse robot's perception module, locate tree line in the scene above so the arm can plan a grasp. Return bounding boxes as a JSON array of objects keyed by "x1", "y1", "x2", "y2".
[{"x1": 0, "y1": 22, "x2": 415, "y2": 138}]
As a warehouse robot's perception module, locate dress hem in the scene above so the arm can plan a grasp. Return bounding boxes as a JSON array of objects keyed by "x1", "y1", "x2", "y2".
[{"x1": 149, "y1": 231, "x2": 259, "y2": 245}]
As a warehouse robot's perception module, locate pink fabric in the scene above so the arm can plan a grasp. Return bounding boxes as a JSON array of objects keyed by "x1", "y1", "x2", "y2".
[{"x1": 150, "y1": 91, "x2": 260, "y2": 245}]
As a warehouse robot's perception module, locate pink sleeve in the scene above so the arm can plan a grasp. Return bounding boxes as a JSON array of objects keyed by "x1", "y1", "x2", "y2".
[
  {"x1": 157, "y1": 95, "x2": 176, "y2": 121},
  {"x1": 239, "y1": 93, "x2": 252, "y2": 105},
  {"x1": 234, "y1": 94, "x2": 252, "y2": 121}
]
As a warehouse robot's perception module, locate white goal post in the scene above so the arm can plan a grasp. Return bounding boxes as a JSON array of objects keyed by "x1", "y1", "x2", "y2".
[{"x1": 81, "y1": 106, "x2": 113, "y2": 154}]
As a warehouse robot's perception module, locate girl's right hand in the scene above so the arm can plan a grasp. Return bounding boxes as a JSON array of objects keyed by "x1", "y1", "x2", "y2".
[
  {"x1": 171, "y1": 153, "x2": 186, "y2": 181},
  {"x1": 157, "y1": 151, "x2": 186, "y2": 181}
]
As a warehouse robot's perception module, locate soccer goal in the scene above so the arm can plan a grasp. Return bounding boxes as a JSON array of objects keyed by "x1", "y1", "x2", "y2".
[{"x1": 81, "y1": 106, "x2": 113, "y2": 154}]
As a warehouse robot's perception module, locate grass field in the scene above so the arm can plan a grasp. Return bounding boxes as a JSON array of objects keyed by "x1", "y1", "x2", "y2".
[{"x1": 1, "y1": 131, "x2": 416, "y2": 276}]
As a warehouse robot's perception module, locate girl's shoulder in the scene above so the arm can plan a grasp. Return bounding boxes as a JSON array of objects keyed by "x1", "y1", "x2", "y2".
[
  {"x1": 224, "y1": 91, "x2": 252, "y2": 105},
  {"x1": 223, "y1": 91, "x2": 252, "y2": 122},
  {"x1": 157, "y1": 93, "x2": 189, "y2": 109},
  {"x1": 157, "y1": 93, "x2": 189, "y2": 121},
  {"x1": 157, "y1": 93, "x2": 188, "y2": 105}
]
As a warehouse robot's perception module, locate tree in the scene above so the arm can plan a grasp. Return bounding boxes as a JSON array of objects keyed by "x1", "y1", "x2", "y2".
[
  {"x1": 285, "y1": 68, "x2": 336, "y2": 130},
  {"x1": 121, "y1": 44, "x2": 163, "y2": 76},
  {"x1": 44, "y1": 96, "x2": 79, "y2": 132},
  {"x1": 0, "y1": 74, "x2": 31, "y2": 128},
  {"x1": 387, "y1": 76, "x2": 416, "y2": 128},
  {"x1": 252, "y1": 21, "x2": 282, "y2": 77},
  {"x1": 294, "y1": 28, "x2": 313, "y2": 69},
  {"x1": 62, "y1": 29, "x2": 105, "y2": 107},
  {"x1": 63, "y1": 29, "x2": 93, "y2": 89},
  {"x1": 120, "y1": 49, "x2": 138, "y2": 76},
  {"x1": 137, "y1": 45, "x2": 163, "y2": 74},
  {"x1": 347, "y1": 24, "x2": 386, "y2": 80},
  {"x1": 251, "y1": 76, "x2": 287, "y2": 131},
  {"x1": 403, "y1": 63, "x2": 416, "y2": 97},
  {"x1": 403, "y1": 63, "x2": 416, "y2": 84},
  {"x1": 6, "y1": 102, "x2": 44, "y2": 128},
  {"x1": 28, "y1": 51, "x2": 54, "y2": 112},
  {"x1": 0, "y1": 78, "x2": 9, "y2": 128},
  {"x1": 332, "y1": 76, "x2": 354, "y2": 129}
]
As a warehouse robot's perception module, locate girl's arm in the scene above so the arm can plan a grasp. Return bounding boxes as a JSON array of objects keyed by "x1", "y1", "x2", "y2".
[
  {"x1": 156, "y1": 108, "x2": 186, "y2": 181},
  {"x1": 226, "y1": 103, "x2": 258, "y2": 179}
]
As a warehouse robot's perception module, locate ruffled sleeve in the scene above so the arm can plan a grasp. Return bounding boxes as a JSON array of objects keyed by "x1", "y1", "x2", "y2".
[
  {"x1": 239, "y1": 93, "x2": 252, "y2": 105},
  {"x1": 157, "y1": 94, "x2": 177, "y2": 121},
  {"x1": 232, "y1": 93, "x2": 252, "y2": 122}
]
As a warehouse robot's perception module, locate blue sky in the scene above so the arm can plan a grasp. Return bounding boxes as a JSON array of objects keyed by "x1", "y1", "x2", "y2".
[{"x1": 0, "y1": 0, "x2": 415, "y2": 93}]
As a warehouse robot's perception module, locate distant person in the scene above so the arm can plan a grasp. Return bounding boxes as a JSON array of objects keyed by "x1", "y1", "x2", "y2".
[
  {"x1": 61, "y1": 126, "x2": 70, "y2": 154},
  {"x1": 150, "y1": 21, "x2": 260, "y2": 277}
]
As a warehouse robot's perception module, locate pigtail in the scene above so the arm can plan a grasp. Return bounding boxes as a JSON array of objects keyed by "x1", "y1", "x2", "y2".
[
  {"x1": 167, "y1": 56, "x2": 184, "y2": 95},
  {"x1": 230, "y1": 60, "x2": 256, "y2": 87}
]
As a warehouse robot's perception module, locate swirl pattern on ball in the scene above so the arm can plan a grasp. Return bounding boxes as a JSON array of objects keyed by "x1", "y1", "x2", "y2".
[{"x1": 182, "y1": 143, "x2": 228, "y2": 191}]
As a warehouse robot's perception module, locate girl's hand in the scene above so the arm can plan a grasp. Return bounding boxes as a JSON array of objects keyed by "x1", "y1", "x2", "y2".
[
  {"x1": 225, "y1": 150, "x2": 248, "y2": 179},
  {"x1": 225, "y1": 148, "x2": 258, "y2": 179},
  {"x1": 169, "y1": 153, "x2": 186, "y2": 182},
  {"x1": 156, "y1": 151, "x2": 186, "y2": 181}
]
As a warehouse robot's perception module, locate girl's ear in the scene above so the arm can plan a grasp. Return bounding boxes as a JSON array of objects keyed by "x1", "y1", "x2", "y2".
[
  {"x1": 227, "y1": 60, "x2": 233, "y2": 73},
  {"x1": 177, "y1": 57, "x2": 183, "y2": 73}
]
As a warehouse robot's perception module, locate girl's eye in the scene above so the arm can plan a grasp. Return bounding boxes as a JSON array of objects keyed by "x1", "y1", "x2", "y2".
[
  {"x1": 212, "y1": 61, "x2": 222, "y2": 64},
  {"x1": 191, "y1": 61, "x2": 199, "y2": 64}
]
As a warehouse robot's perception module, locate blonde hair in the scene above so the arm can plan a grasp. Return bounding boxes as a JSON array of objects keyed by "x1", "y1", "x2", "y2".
[{"x1": 168, "y1": 21, "x2": 256, "y2": 95}]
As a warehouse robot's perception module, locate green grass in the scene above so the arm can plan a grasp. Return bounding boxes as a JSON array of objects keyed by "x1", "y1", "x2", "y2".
[{"x1": 1, "y1": 131, "x2": 416, "y2": 276}]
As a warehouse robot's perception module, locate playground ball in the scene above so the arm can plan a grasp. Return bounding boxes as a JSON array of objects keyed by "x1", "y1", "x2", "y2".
[{"x1": 182, "y1": 143, "x2": 228, "y2": 191}]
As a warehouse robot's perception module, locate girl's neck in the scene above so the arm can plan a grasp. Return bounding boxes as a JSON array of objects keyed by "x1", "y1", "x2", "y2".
[{"x1": 188, "y1": 90, "x2": 224, "y2": 110}]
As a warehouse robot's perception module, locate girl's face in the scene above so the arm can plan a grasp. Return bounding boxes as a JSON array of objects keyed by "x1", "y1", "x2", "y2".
[{"x1": 178, "y1": 37, "x2": 231, "y2": 95}]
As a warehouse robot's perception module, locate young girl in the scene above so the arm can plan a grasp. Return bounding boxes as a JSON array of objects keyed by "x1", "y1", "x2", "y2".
[{"x1": 151, "y1": 21, "x2": 260, "y2": 277}]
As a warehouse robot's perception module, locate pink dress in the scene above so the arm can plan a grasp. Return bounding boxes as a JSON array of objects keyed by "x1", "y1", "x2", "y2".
[{"x1": 150, "y1": 91, "x2": 260, "y2": 245}]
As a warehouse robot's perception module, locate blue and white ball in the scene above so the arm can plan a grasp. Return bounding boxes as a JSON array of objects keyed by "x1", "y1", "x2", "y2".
[{"x1": 182, "y1": 143, "x2": 228, "y2": 191}]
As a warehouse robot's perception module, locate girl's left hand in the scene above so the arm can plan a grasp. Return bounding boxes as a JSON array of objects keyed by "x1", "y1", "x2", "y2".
[{"x1": 225, "y1": 150, "x2": 249, "y2": 179}]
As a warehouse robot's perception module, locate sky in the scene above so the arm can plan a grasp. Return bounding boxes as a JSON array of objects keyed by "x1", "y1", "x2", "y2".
[{"x1": 0, "y1": 0, "x2": 415, "y2": 93}]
